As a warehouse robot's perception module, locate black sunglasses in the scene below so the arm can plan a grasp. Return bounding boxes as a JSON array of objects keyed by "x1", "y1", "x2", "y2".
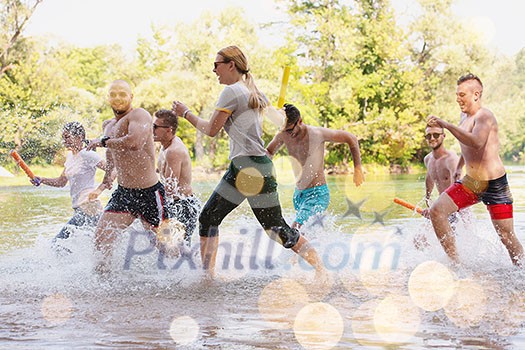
[
  {"x1": 213, "y1": 61, "x2": 230, "y2": 69},
  {"x1": 425, "y1": 133, "x2": 443, "y2": 140},
  {"x1": 153, "y1": 124, "x2": 171, "y2": 130}
]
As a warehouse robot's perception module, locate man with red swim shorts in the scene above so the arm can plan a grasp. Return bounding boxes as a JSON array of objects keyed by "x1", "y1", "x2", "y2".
[{"x1": 427, "y1": 73, "x2": 524, "y2": 266}]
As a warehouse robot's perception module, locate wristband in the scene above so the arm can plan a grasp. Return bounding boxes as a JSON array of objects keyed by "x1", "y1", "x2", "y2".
[
  {"x1": 101, "y1": 136, "x2": 110, "y2": 148},
  {"x1": 182, "y1": 109, "x2": 190, "y2": 119}
]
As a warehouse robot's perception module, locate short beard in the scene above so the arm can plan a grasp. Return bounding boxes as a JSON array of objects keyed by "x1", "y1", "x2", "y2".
[
  {"x1": 113, "y1": 107, "x2": 127, "y2": 116},
  {"x1": 431, "y1": 141, "x2": 443, "y2": 150}
]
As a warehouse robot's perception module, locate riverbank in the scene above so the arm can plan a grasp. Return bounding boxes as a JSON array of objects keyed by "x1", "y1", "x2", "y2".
[
  {"x1": 0, "y1": 162, "x2": 428, "y2": 187},
  {"x1": 0, "y1": 163, "x2": 225, "y2": 187}
]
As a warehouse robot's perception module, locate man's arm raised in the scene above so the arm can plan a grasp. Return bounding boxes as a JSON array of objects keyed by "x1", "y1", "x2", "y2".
[{"x1": 427, "y1": 111, "x2": 493, "y2": 149}]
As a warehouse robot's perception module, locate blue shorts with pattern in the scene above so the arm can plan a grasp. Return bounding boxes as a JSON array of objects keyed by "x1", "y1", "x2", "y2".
[{"x1": 293, "y1": 184, "x2": 330, "y2": 225}]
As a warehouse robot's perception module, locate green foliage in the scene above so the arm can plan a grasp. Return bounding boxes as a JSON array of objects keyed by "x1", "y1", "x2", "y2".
[
  {"x1": 0, "y1": 0, "x2": 524, "y2": 173},
  {"x1": 278, "y1": 0, "x2": 429, "y2": 166},
  {"x1": 485, "y1": 49, "x2": 525, "y2": 161},
  {"x1": 1, "y1": 0, "x2": 43, "y2": 75},
  {"x1": 0, "y1": 37, "x2": 127, "y2": 160}
]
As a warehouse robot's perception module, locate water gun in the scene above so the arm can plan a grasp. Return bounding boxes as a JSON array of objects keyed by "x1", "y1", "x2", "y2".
[
  {"x1": 10, "y1": 150, "x2": 41, "y2": 186},
  {"x1": 393, "y1": 197, "x2": 423, "y2": 215}
]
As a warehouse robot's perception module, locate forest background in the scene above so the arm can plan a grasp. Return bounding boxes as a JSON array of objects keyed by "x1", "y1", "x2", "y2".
[{"x1": 1, "y1": 0, "x2": 524, "y2": 178}]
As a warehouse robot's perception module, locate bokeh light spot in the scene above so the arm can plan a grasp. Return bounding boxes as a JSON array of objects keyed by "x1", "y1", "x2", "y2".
[
  {"x1": 273, "y1": 155, "x2": 302, "y2": 186},
  {"x1": 294, "y1": 302, "x2": 344, "y2": 350},
  {"x1": 41, "y1": 293, "x2": 73, "y2": 325},
  {"x1": 169, "y1": 316, "x2": 200, "y2": 345},
  {"x1": 258, "y1": 278, "x2": 310, "y2": 329},
  {"x1": 235, "y1": 167, "x2": 264, "y2": 197},
  {"x1": 408, "y1": 260, "x2": 456, "y2": 311},
  {"x1": 374, "y1": 294, "x2": 420, "y2": 343},
  {"x1": 444, "y1": 278, "x2": 487, "y2": 328}
]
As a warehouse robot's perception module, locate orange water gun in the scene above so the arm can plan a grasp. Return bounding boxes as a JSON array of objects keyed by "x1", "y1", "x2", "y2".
[
  {"x1": 10, "y1": 150, "x2": 41, "y2": 186},
  {"x1": 393, "y1": 197, "x2": 423, "y2": 215}
]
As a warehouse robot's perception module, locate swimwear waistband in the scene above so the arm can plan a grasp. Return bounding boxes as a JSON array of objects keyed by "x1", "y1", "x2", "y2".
[
  {"x1": 295, "y1": 183, "x2": 329, "y2": 193},
  {"x1": 116, "y1": 182, "x2": 163, "y2": 193}
]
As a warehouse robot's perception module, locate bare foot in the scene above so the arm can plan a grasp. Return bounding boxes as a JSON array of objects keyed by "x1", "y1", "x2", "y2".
[
  {"x1": 200, "y1": 270, "x2": 216, "y2": 285},
  {"x1": 300, "y1": 269, "x2": 335, "y2": 301}
]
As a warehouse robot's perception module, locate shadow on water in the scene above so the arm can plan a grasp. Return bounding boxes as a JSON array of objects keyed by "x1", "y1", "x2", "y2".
[{"x1": 1, "y1": 170, "x2": 525, "y2": 349}]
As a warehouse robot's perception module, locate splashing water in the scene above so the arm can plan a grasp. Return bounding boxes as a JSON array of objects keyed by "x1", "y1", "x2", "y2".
[{"x1": 2, "y1": 177, "x2": 525, "y2": 349}]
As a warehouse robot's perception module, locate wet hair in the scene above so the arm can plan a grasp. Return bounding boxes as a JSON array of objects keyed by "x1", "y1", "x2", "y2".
[
  {"x1": 63, "y1": 121, "x2": 87, "y2": 146},
  {"x1": 217, "y1": 45, "x2": 268, "y2": 111},
  {"x1": 283, "y1": 103, "x2": 301, "y2": 126},
  {"x1": 457, "y1": 73, "x2": 483, "y2": 97},
  {"x1": 154, "y1": 109, "x2": 178, "y2": 133}
]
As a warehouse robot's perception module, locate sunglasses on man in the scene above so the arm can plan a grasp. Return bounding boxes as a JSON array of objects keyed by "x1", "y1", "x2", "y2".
[{"x1": 425, "y1": 133, "x2": 443, "y2": 140}]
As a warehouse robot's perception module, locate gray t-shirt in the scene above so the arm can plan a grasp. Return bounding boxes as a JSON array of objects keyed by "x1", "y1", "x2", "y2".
[{"x1": 216, "y1": 82, "x2": 266, "y2": 159}]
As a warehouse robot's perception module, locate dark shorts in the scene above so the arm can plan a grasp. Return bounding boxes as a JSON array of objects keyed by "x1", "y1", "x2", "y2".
[
  {"x1": 165, "y1": 195, "x2": 202, "y2": 244},
  {"x1": 105, "y1": 182, "x2": 166, "y2": 227},
  {"x1": 55, "y1": 207, "x2": 100, "y2": 240},
  {"x1": 445, "y1": 174, "x2": 513, "y2": 220},
  {"x1": 199, "y1": 156, "x2": 300, "y2": 249}
]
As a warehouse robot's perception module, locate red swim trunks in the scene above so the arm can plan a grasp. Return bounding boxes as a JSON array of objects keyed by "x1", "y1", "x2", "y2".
[{"x1": 445, "y1": 174, "x2": 513, "y2": 220}]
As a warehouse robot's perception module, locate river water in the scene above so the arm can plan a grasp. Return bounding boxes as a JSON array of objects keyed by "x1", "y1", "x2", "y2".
[{"x1": 1, "y1": 166, "x2": 525, "y2": 349}]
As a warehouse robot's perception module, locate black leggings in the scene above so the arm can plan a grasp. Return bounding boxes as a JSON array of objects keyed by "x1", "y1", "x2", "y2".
[{"x1": 199, "y1": 156, "x2": 300, "y2": 248}]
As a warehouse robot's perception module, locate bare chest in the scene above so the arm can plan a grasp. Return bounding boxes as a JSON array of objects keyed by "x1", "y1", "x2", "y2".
[
  {"x1": 284, "y1": 134, "x2": 324, "y2": 164},
  {"x1": 459, "y1": 115, "x2": 475, "y2": 132},
  {"x1": 428, "y1": 158, "x2": 451, "y2": 182}
]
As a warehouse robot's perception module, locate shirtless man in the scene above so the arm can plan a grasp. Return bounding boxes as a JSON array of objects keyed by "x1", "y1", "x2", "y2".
[
  {"x1": 427, "y1": 73, "x2": 524, "y2": 266},
  {"x1": 416, "y1": 124, "x2": 461, "y2": 249},
  {"x1": 153, "y1": 109, "x2": 201, "y2": 247},
  {"x1": 423, "y1": 124, "x2": 460, "y2": 206},
  {"x1": 88, "y1": 79, "x2": 166, "y2": 272},
  {"x1": 266, "y1": 103, "x2": 364, "y2": 228}
]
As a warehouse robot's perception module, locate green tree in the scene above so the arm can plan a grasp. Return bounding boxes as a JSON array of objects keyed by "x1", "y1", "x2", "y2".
[
  {"x1": 0, "y1": 0, "x2": 42, "y2": 76},
  {"x1": 152, "y1": 7, "x2": 274, "y2": 168},
  {"x1": 278, "y1": 0, "x2": 428, "y2": 168},
  {"x1": 408, "y1": 0, "x2": 491, "y2": 119},
  {"x1": 135, "y1": 24, "x2": 173, "y2": 80},
  {"x1": 0, "y1": 38, "x2": 131, "y2": 163},
  {"x1": 0, "y1": 38, "x2": 70, "y2": 162},
  {"x1": 485, "y1": 49, "x2": 525, "y2": 161}
]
